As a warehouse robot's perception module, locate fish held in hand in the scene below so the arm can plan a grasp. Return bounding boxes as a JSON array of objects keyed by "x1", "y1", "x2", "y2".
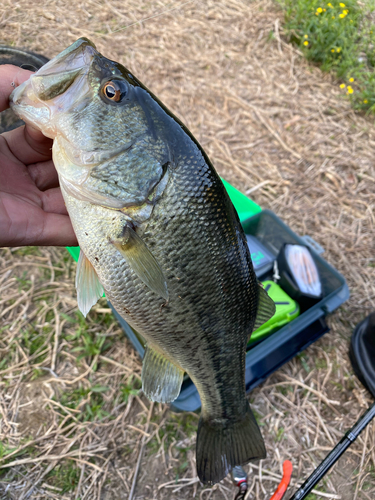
[{"x1": 10, "y1": 38, "x2": 275, "y2": 485}]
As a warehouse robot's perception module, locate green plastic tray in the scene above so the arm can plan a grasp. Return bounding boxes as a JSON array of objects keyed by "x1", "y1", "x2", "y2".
[{"x1": 249, "y1": 280, "x2": 300, "y2": 344}]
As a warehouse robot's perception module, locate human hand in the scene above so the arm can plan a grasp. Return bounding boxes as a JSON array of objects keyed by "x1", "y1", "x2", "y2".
[{"x1": 0, "y1": 64, "x2": 78, "y2": 247}]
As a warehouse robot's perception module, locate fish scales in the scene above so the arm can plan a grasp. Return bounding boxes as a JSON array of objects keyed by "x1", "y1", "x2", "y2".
[
  {"x1": 68, "y1": 141, "x2": 255, "y2": 416},
  {"x1": 10, "y1": 37, "x2": 275, "y2": 485}
]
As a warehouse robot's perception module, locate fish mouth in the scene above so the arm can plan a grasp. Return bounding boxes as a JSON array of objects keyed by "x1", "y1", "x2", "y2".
[{"x1": 10, "y1": 38, "x2": 99, "y2": 137}]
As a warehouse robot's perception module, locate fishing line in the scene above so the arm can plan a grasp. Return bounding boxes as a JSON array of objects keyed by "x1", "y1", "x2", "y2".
[{"x1": 110, "y1": 0, "x2": 195, "y2": 34}]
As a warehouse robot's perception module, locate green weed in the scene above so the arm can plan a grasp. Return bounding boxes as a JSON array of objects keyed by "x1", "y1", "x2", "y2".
[
  {"x1": 278, "y1": 0, "x2": 375, "y2": 111},
  {"x1": 276, "y1": 427, "x2": 285, "y2": 442},
  {"x1": 297, "y1": 352, "x2": 311, "y2": 373},
  {"x1": 174, "y1": 446, "x2": 190, "y2": 479},
  {"x1": 20, "y1": 326, "x2": 50, "y2": 363},
  {"x1": 12, "y1": 246, "x2": 41, "y2": 257},
  {"x1": 15, "y1": 272, "x2": 32, "y2": 292},
  {"x1": 118, "y1": 376, "x2": 141, "y2": 404},
  {"x1": 0, "y1": 441, "x2": 33, "y2": 478},
  {"x1": 56, "y1": 385, "x2": 110, "y2": 422},
  {"x1": 45, "y1": 460, "x2": 81, "y2": 494},
  {"x1": 252, "y1": 409, "x2": 266, "y2": 427},
  {"x1": 65, "y1": 311, "x2": 114, "y2": 366},
  {"x1": 315, "y1": 358, "x2": 328, "y2": 370},
  {"x1": 146, "y1": 413, "x2": 198, "y2": 455}
]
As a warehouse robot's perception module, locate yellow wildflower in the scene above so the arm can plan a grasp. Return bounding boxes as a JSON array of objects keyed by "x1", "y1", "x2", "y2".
[
  {"x1": 331, "y1": 48, "x2": 335, "y2": 52},
  {"x1": 340, "y1": 2, "x2": 345, "y2": 7},
  {"x1": 347, "y1": 86, "x2": 354, "y2": 94},
  {"x1": 323, "y1": 8, "x2": 326, "y2": 11},
  {"x1": 317, "y1": 7, "x2": 323, "y2": 13},
  {"x1": 332, "y1": 16, "x2": 335, "y2": 19},
  {"x1": 349, "y1": 77, "x2": 354, "y2": 82},
  {"x1": 304, "y1": 41, "x2": 309, "y2": 46},
  {"x1": 340, "y1": 83, "x2": 346, "y2": 89},
  {"x1": 327, "y1": 2, "x2": 333, "y2": 7},
  {"x1": 343, "y1": 9, "x2": 349, "y2": 14},
  {"x1": 304, "y1": 34, "x2": 308, "y2": 38},
  {"x1": 337, "y1": 47, "x2": 342, "y2": 52},
  {"x1": 364, "y1": 99, "x2": 368, "y2": 104},
  {"x1": 339, "y1": 13, "x2": 345, "y2": 18}
]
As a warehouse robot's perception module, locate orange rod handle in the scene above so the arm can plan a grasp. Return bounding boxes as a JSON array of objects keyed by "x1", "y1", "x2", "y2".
[{"x1": 269, "y1": 460, "x2": 293, "y2": 500}]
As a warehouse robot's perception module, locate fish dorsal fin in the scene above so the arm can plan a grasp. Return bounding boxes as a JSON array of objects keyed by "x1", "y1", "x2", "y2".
[
  {"x1": 142, "y1": 345, "x2": 184, "y2": 403},
  {"x1": 75, "y1": 250, "x2": 104, "y2": 317},
  {"x1": 253, "y1": 283, "x2": 276, "y2": 331},
  {"x1": 111, "y1": 226, "x2": 168, "y2": 300}
]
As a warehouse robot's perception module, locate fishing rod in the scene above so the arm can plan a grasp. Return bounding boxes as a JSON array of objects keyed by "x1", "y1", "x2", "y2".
[
  {"x1": 289, "y1": 400, "x2": 375, "y2": 500},
  {"x1": 231, "y1": 400, "x2": 375, "y2": 500}
]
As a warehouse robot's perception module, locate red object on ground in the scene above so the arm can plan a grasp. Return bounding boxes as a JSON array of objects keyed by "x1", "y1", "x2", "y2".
[{"x1": 269, "y1": 460, "x2": 293, "y2": 500}]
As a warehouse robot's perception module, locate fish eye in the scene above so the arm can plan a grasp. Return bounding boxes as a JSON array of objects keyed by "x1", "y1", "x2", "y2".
[{"x1": 102, "y1": 80, "x2": 127, "y2": 103}]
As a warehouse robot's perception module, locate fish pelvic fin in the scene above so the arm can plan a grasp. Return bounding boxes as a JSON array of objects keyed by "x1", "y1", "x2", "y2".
[
  {"x1": 142, "y1": 345, "x2": 184, "y2": 403},
  {"x1": 111, "y1": 225, "x2": 169, "y2": 301},
  {"x1": 196, "y1": 403, "x2": 266, "y2": 485},
  {"x1": 75, "y1": 250, "x2": 104, "y2": 317},
  {"x1": 253, "y1": 283, "x2": 276, "y2": 331}
]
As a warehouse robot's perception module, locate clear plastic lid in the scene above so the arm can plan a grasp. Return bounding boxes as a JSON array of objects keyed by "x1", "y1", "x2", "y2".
[{"x1": 285, "y1": 244, "x2": 322, "y2": 297}]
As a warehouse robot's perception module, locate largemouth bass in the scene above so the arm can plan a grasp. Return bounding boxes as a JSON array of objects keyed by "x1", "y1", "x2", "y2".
[{"x1": 10, "y1": 38, "x2": 275, "y2": 485}]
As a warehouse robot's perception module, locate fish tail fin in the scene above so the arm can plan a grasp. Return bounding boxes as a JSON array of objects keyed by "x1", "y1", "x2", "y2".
[{"x1": 196, "y1": 403, "x2": 266, "y2": 485}]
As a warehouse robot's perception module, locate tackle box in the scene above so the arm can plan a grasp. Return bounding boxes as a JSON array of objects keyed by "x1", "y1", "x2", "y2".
[{"x1": 66, "y1": 179, "x2": 350, "y2": 412}]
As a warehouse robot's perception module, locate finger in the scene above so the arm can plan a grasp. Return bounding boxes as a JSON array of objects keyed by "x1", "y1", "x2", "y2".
[
  {"x1": 28, "y1": 160, "x2": 59, "y2": 191},
  {"x1": 41, "y1": 187, "x2": 68, "y2": 215},
  {"x1": 30, "y1": 213, "x2": 78, "y2": 246},
  {"x1": 38, "y1": 213, "x2": 78, "y2": 246},
  {"x1": 2, "y1": 125, "x2": 53, "y2": 165},
  {"x1": 0, "y1": 64, "x2": 33, "y2": 112},
  {"x1": 0, "y1": 194, "x2": 77, "y2": 247}
]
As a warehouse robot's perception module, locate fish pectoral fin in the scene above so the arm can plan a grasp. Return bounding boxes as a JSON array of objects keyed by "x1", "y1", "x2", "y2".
[
  {"x1": 196, "y1": 403, "x2": 266, "y2": 485},
  {"x1": 253, "y1": 283, "x2": 276, "y2": 331},
  {"x1": 111, "y1": 226, "x2": 168, "y2": 300},
  {"x1": 142, "y1": 345, "x2": 184, "y2": 403},
  {"x1": 75, "y1": 250, "x2": 104, "y2": 317}
]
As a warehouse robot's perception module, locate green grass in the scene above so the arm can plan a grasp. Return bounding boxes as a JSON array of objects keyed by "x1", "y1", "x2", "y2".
[
  {"x1": 278, "y1": 0, "x2": 375, "y2": 112},
  {"x1": 297, "y1": 352, "x2": 311, "y2": 373},
  {"x1": 12, "y1": 246, "x2": 42, "y2": 257},
  {"x1": 62, "y1": 311, "x2": 115, "y2": 368},
  {"x1": 44, "y1": 460, "x2": 81, "y2": 494},
  {"x1": 118, "y1": 376, "x2": 141, "y2": 404},
  {"x1": 275, "y1": 426, "x2": 285, "y2": 442},
  {"x1": 146, "y1": 412, "x2": 198, "y2": 456},
  {"x1": 56, "y1": 384, "x2": 110, "y2": 423},
  {"x1": 0, "y1": 441, "x2": 35, "y2": 477}
]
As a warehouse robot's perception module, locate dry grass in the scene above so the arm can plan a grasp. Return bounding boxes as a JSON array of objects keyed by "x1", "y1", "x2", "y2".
[{"x1": 0, "y1": 0, "x2": 375, "y2": 499}]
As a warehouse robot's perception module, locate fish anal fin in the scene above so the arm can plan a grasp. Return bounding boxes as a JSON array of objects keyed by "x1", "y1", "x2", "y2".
[
  {"x1": 111, "y1": 226, "x2": 168, "y2": 300},
  {"x1": 142, "y1": 345, "x2": 184, "y2": 403},
  {"x1": 253, "y1": 283, "x2": 276, "y2": 331},
  {"x1": 75, "y1": 250, "x2": 104, "y2": 317},
  {"x1": 196, "y1": 403, "x2": 266, "y2": 485}
]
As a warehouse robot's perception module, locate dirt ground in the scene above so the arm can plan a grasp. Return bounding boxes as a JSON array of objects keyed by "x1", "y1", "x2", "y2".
[{"x1": 1, "y1": 0, "x2": 375, "y2": 499}]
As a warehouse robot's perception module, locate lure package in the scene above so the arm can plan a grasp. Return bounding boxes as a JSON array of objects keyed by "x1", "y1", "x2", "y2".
[
  {"x1": 276, "y1": 244, "x2": 323, "y2": 312},
  {"x1": 246, "y1": 234, "x2": 274, "y2": 277}
]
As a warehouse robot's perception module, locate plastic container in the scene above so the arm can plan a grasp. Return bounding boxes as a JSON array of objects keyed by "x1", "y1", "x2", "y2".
[
  {"x1": 249, "y1": 281, "x2": 300, "y2": 345},
  {"x1": 65, "y1": 185, "x2": 349, "y2": 413},
  {"x1": 246, "y1": 235, "x2": 275, "y2": 278}
]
